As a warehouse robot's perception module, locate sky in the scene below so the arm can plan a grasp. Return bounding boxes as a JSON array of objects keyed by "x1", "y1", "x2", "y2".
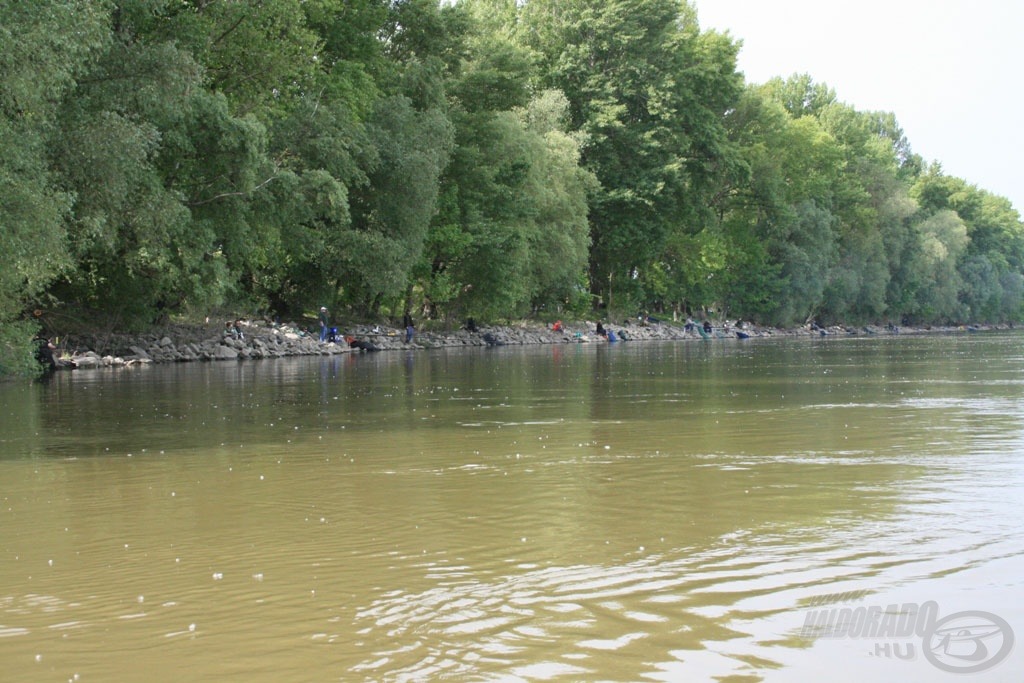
[{"x1": 691, "y1": 0, "x2": 1024, "y2": 214}]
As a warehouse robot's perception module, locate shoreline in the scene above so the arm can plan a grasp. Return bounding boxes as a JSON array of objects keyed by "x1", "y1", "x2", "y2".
[{"x1": 49, "y1": 319, "x2": 1011, "y2": 371}]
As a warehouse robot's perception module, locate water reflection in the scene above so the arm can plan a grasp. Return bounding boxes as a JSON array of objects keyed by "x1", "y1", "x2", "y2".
[{"x1": 1, "y1": 334, "x2": 1023, "y2": 681}]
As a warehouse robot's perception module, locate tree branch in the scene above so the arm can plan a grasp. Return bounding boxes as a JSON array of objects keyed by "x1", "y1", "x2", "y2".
[{"x1": 188, "y1": 174, "x2": 278, "y2": 207}]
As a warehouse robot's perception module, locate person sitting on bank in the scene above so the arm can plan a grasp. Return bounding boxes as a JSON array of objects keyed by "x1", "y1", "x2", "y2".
[
  {"x1": 595, "y1": 321, "x2": 606, "y2": 337},
  {"x1": 225, "y1": 320, "x2": 243, "y2": 340},
  {"x1": 34, "y1": 336, "x2": 57, "y2": 372}
]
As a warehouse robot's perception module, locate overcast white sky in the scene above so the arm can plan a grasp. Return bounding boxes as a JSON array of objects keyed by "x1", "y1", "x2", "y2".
[{"x1": 692, "y1": 0, "x2": 1024, "y2": 214}]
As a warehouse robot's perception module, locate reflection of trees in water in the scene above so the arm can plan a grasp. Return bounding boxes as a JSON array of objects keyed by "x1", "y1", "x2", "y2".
[{"x1": 0, "y1": 381, "x2": 45, "y2": 459}]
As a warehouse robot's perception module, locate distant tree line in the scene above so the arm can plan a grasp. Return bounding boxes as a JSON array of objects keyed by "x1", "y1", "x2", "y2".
[{"x1": 3, "y1": 0, "x2": 1023, "y2": 374}]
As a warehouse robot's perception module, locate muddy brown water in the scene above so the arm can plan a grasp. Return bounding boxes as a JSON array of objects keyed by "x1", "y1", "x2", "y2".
[{"x1": 2, "y1": 334, "x2": 1022, "y2": 681}]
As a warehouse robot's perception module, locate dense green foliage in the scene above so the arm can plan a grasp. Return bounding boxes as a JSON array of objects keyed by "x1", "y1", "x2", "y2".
[{"x1": 3, "y1": 0, "x2": 1023, "y2": 374}]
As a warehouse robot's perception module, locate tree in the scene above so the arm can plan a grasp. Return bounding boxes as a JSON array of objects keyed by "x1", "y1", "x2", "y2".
[
  {"x1": 49, "y1": 31, "x2": 269, "y2": 325},
  {"x1": 518, "y1": 0, "x2": 743, "y2": 312},
  {"x1": 912, "y1": 165, "x2": 1024, "y2": 322},
  {"x1": 341, "y1": 95, "x2": 453, "y2": 315},
  {"x1": 0, "y1": 0, "x2": 110, "y2": 373},
  {"x1": 914, "y1": 210, "x2": 968, "y2": 321},
  {"x1": 707, "y1": 86, "x2": 843, "y2": 324},
  {"x1": 516, "y1": 90, "x2": 595, "y2": 312}
]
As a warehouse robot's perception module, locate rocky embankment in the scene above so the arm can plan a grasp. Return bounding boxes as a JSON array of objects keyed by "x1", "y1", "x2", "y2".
[{"x1": 53, "y1": 318, "x2": 997, "y2": 370}]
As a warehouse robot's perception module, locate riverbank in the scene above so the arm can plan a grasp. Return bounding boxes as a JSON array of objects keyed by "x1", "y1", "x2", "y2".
[{"x1": 49, "y1": 318, "x2": 1008, "y2": 370}]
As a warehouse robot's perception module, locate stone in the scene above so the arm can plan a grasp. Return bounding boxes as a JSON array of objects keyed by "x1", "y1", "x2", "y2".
[
  {"x1": 213, "y1": 345, "x2": 239, "y2": 360},
  {"x1": 129, "y1": 346, "x2": 152, "y2": 360}
]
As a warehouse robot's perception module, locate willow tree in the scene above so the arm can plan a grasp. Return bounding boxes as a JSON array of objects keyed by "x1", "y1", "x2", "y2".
[
  {"x1": 33, "y1": 0, "x2": 331, "y2": 326},
  {"x1": 912, "y1": 166, "x2": 1024, "y2": 321},
  {"x1": 0, "y1": 0, "x2": 109, "y2": 373},
  {"x1": 419, "y1": 23, "x2": 593, "y2": 320},
  {"x1": 308, "y1": 0, "x2": 465, "y2": 318},
  {"x1": 516, "y1": 0, "x2": 743, "y2": 312},
  {"x1": 707, "y1": 86, "x2": 845, "y2": 325},
  {"x1": 754, "y1": 75, "x2": 920, "y2": 324}
]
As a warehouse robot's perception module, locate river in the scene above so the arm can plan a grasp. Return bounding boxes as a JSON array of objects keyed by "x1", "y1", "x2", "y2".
[{"x1": 1, "y1": 333, "x2": 1021, "y2": 681}]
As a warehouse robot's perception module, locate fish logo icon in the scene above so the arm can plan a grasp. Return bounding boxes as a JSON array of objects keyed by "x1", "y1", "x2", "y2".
[{"x1": 923, "y1": 610, "x2": 1014, "y2": 673}]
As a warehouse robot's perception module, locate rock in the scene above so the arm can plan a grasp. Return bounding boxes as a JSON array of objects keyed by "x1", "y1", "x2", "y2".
[
  {"x1": 213, "y1": 345, "x2": 239, "y2": 360},
  {"x1": 50, "y1": 317, "x2": 995, "y2": 373},
  {"x1": 72, "y1": 354, "x2": 101, "y2": 368},
  {"x1": 129, "y1": 346, "x2": 152, "y2": 360}
]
